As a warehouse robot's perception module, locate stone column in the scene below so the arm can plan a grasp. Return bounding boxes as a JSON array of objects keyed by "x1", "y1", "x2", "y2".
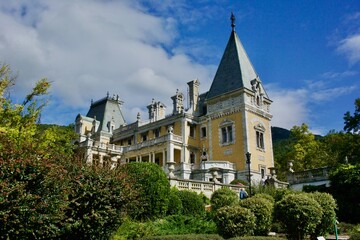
[{"x1": 85, "y1": 134, "x2": 93, "y2": 165}]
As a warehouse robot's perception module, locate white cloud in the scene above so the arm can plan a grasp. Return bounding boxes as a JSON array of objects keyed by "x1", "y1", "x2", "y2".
[
  {"x1": 320, "y1": 70, "x2": 357, "y2": 79},
  {"x1": 266, "y1": 78, "x2": 358, "y2": 132},
  {"x1": 311, "y1": 85, "x2": 357, "y2": 101},
  {"x1": 266, "y1": 84, "x2": 310, "y2": 130},
  {"x1": 0, "y1": 0, "x2": 213, "y2": 125},
  {"x1": 337, "y1": 34, "x2": 360, "y2": 65}
]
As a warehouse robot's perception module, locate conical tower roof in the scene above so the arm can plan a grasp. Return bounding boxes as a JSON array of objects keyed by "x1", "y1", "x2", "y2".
[{"x1": 207, "y1": 14, "x2": 269, "y2": 100}]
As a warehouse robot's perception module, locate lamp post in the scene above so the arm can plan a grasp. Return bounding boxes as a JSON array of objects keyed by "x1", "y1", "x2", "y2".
[{"x1": 245, "y1": 152, "x2": 251, "y2": 196}]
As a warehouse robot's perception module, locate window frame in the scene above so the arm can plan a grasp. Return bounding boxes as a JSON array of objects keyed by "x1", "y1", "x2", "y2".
[
  {"x1": 254, "y1": 124, "x2": 266, "y2": 150},
  {"x1": 219, "y1": 120, "x2": 235, "y2": 146},
  {"x1": 200, "y1": 126, "x2": 207, "y2": 138}
]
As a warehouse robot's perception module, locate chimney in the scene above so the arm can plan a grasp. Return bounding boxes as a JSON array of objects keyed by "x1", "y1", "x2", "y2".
[
  {"x1": 147, "y1": 99, "x2": 166, "y2": 121},
  {"x1": 171, "y1": 89, "x2": 184, "y2": 114},
  {"x1": 187, "y1": 79, "x2": 200, "y2": 112}
]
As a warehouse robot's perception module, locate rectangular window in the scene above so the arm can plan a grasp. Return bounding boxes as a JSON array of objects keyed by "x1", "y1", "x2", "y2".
[
  {"x1": 221, "y1": 125, "x2": 233, "y2": 144},
  {"x1": 227, "y1": 126, "x2": 233, "y2": 142},
  {"x1": 201, "y1": 127, "x2": 207, "y2": 138},
  {"x1": 142, "y1": 133, "x2": 147, "y2": 142},
  {"x1": 222, "y1": 127, "x2": 227, "y2": 143},
  {"x1": 127, "y1": 138, "x2": 132, "y2": 146},
  {"x1": 189, "y1": 124, "x2": 196, "y2": 138},
  {"x1": 190, "y1": 152, "x2": 195, "y2": 164},
  {"x1": 153, "y1": 128, "x2": 160, "y2": 138},
  {"x1": 256, "y1": 131, "x2": 264, "y2": 149}
]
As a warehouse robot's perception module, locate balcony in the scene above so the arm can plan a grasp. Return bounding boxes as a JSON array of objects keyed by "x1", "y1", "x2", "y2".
[
  {"x1": 123, "y1": 133, "x2": 183, "y2": 152},
  {"x1": 287, "y1": 166, "x2": 332, "y2": 185}
]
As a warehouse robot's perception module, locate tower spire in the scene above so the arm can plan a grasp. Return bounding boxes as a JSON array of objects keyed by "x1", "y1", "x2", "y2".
[{"x1": 230, "y1": 12, "x2": 235, "y2": 32}]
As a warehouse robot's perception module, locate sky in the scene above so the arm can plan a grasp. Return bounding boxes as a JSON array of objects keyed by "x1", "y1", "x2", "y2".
[{"x1": 0, "y1": 0, "x2": 359, "y2": 135}]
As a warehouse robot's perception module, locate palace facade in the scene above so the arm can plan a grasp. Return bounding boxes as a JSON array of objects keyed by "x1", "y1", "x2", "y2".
[{"x1": 75, "y1": 14, "x2": 274, "y2": 184}]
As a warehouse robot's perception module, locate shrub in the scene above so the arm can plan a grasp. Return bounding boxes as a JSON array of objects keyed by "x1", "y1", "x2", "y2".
[
  {"x1": 214, "y1": 205, "x2": 256, "y2": 239},
  {"x1": 61, "y1": 164, "x2": 135, "y2": 240},
  {"x1": 252, "y1": 193, "x2": 275, "y2": 204},
  {"x1": 0, "y1": 155, "x2": 68, "y2": 239},
  {"x1": 112, "y1": 215, "x2": 217, "y2": 239},
  {"x1": 228, "y1": 237, "x2": 286, "y2": 240},
  {"x1": 111, "y1": 218, "x2": 155, "y2": 240},
  {"x1": 143, "y1": 234, "x2": 223, "y2": 240},
  {"x1": 119, "y1": 162, "x2": 170, "y2": 221},
  {"x1": 274, "y1": 193, "x2": 322, "y2": 240},
  {"x1": 350, "y1": 225, "x2": 360, "y2": 240},
  {"x1": 167, "y1": 187, "x2": 183, "y2": 216},
  {"x1": 240, "y1": 197, "x2": 274, "y2": 236},
  {"x1": 210, "y1": 187, "x2": 239, "y2": 212},
  {"x1": 230, "y1": 179, "x2": 248, "y2": 186},
  {"x1": 308, "y1": 192, "x2": 337, "y2": 239},
  {"x1": 151, "y1": 215, "x2": 217, "y2": 235},
  {"x1": 177, "y1": 190, "x2": 205, "y2": 216}
]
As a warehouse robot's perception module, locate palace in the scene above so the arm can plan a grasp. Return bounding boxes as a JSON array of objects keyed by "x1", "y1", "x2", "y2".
[{"x1": 75, "y1": 14, "x2": 274, "y2": 185}]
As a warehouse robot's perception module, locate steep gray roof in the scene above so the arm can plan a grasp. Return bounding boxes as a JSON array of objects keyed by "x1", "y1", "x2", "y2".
[
  {"x1": 86, "y1": 96, "x2": 126, "y2": 132},
  {"x1": 206, "y1": 29, "x2": 269, "y2": 100}
]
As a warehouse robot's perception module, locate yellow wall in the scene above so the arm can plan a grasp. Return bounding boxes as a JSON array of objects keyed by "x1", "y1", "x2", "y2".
[
  {"x1": 209, "y1": 112, "x2": 245, "y2": 171},
  {"x1": 245, "y1": 111, "x2": 273, "y2": 174}
]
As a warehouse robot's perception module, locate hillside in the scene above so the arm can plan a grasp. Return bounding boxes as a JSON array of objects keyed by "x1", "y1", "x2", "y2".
[{"x1": 271, "y1": 126, "x2": 291, "y2": 143}]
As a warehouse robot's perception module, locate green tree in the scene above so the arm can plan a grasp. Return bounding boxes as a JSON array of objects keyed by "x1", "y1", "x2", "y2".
[
  {"x1": 273, "y1": 124, "x2": 330, "y2": 180},
  {"x1": 214, "y1": 205, "x2": 256, "y2": 238},
  {"x1": 274, "y1": 193, "x2": 322, "y2": 240},
  {"x1": 61, "y1": 163, "x2": 136, "y2": 240},
  {"x1": 329, "y1": 164, "x2": 360, "y2": 223},
  {"x1": 0, "y1": 143, "x2": 69, "y2": 239},
  {"x1": 240, "y1": 196, "x2": 274, "y2": 236},
  {"x1": 0, "y1": 63, "x2": 50, "y2": 158},
  {"x1": 119, "y1": 162, "x2": 170, "y2": 221},
  {"x1": 35, "y1": 124, "x2": 77, "y2": 159},
  {"x1": 308, "y1": 192, "x2": 337, "y2": 239},
  {"x1": 344, "y1": 98, "x2": 360, "y2": 133},
  {"x1": 177, "y1": 190, "x2": 205, "y2": 216},
  {"x1": 321, "y1": 131, "x2": 360, "y2": 165},
  {"x1": 166, "y1": 187, "x2": 183, "y2": 216},
  {"x1": 210, "y1": 187, "x2": 239, "y2": 212},
  {"x1": 0, "y1": 64, "x2": 70, "y2": 239}
]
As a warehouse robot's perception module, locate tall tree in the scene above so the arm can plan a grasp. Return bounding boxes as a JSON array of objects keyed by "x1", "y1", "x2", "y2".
[{"x1": 344, "y1": 98, "x2": 360, "y2": 133}]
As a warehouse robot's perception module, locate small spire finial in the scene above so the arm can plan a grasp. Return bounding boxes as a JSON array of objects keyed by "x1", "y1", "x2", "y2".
[{"x1": 230, "y1": 12, "x2": 235, "y2": 32}]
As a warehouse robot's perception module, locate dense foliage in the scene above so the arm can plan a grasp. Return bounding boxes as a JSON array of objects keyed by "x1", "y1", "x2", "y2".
[
  {"x1": 177, "y1": 190, "x2": 206, "y2": 216},
  {"x1": 0, "y1": 64, "x2": 137, "y2": 239},
  {"x1": 214, "y1": 205, "x2": 256, "y2": 239},
  {"x1": 119, "y1": 162, "x2": 170, "y2": 221},
  {"x1": 60, "y1": 163, "x2": 136, "y2": 240},
  {"x1": 344, "y1": 98, "x2": 360, "y2": 133},
  {"x1": 166, "y1": 187, "x2": 183, "y2": 216},
  {"x1": 274, "y1": 193, "x2": 322, "y2": 240},
  {"x1": 0, "y1": 141, "x2": 69, "y2": 239},
  {"x1": 240, "y1": 196, "x2": 274, "y2": 236},
  {"x1": 330, "y1": 164, "x2": 360, "y2": 223},
  {"x1": 308, "y1": 192, "x2": 337, "y2": 239},
  {"x1": 113, "y1": 215, "x2": 217, "y2": 239},
  {"x1": 210, "y1": 187, "x2": 239, "y2": 212}
]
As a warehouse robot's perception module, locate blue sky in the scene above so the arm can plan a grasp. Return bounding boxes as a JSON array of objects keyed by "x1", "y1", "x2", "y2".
[{"x1": 0, "y1": 0, "x2": 359, "y2": 134}]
